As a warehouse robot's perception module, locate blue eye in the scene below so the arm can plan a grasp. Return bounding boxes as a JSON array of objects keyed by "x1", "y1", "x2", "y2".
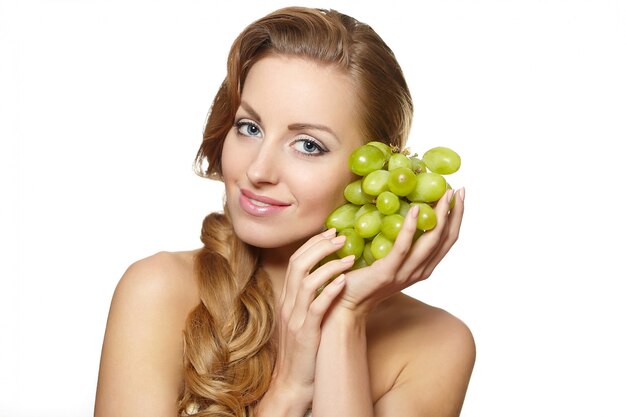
[
  {"x1": 235, "y1": 120, "x2": 262, "y2": 137},
  {"x1": 293, "y1": 138, "x2": 327, "y2": 156}
]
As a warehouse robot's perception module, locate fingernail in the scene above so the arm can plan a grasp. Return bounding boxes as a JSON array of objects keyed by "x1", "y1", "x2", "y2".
[
  {"x1": 459, "y1": 187, "x2": 465, "y2": 202},
  {"x1": 331, "y1": 235, "x2": 346, "y2": 245},
  {"x1": 341, "y1": 254, "x2": 355, "y2": 263},
  {"x1": 333, "y1": 274, "x2": 346, "y2": 285},
  {"x1": 447, "y1": 189, "x2": 454, "y2": 203},
  {"x1": 322, "y1": 228, "x2": 337, "y2": 237},
  {"x1": 410, "y1": 204, "x2": 419, "y2": 218}
]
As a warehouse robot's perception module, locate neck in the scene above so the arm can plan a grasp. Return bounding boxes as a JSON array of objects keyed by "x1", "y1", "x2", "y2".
[{"x1": 260, "y1": 248, "x2": 290, "y2": 301}]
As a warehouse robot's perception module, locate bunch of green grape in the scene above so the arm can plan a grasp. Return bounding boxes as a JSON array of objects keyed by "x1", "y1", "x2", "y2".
[{"x1": 324, "y1": 142, "x2": 461, "y2": 270}]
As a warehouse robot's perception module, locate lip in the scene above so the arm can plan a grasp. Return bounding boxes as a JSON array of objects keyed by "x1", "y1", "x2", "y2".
[{"x1": 239, "y1": 189, "x2": 291, "y2": 217}]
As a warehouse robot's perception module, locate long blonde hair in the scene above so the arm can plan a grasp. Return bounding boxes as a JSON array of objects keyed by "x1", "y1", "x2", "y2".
[{"x1": 180, "y1": 7, "x2": 413, "y2": 416}]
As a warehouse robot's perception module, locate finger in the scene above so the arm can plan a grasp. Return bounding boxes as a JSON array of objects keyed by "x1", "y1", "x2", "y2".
[
  {"x1": 420, "y1": 187, "x2": 465, "y2": 279},
  {"x1": 279, "y1": 228, "x2": 337, "y2": 306},
  {"x1": 281, "y1": 234, "x2": 347, "y2": 320},
  {"x1": 289, "y1": 255, "x2": 355, "y2": 329},
  {"x1": 436, "y1": 187, "x2": 465, "y2": 250},
  {"x1": 302, "y1": 274, "x2": 346, "y2": 334},
  {"x1": 395, "y1": 189, "x2": 455, "y2": 278},
  {"x1": 423, "y1": 189, "x2": 455, "y2": 245},
  {"x1": 292, "y1": 228, "x2": 338, "y2": 261}
]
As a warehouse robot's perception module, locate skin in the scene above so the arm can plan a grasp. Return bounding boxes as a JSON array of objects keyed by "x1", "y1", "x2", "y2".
[
  {"x1": 221, "y1": 55, "x2": 362, "y2": 277},
  {"x1": 94, "y1": 56, "x2": 475, "y2": 417}
]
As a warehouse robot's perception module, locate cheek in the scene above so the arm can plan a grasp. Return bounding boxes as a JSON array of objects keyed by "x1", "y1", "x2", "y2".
[
  {"x1": 299, "y1": 167, "x2": 353, "y2": 213},
  {"x1": 220, "y1": 134, "x2": 240, "y2": 182}
]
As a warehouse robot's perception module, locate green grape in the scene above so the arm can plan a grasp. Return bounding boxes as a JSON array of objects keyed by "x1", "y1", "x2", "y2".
[
  {"x1": 388, "y1": 153, "x2": 412, "y2": 171},
  {"x1": 414, "y1": 203, "x2": 437, "y2": 231},
  {"x1": 367, "y1": 141, "x2": 392, "y2": 162},
  {"x1": 388, "y1": 167, "x2": 417, "y2": 196},
  {"x1": 362, "y1": 241, "x2": 376, "y2": 265},
  {"x1": 354, "y1": 210, "x2": 383, "y2": 239},
  {"x1": 344, "y1": 179, "x2": 375, "y2": 205},
  {"x1": 381, "y1": 213, "x2": 405, "y2": 241},
  {"x1": 349, "y1": 144, "x2": 386, "y2": 176},
  {"x1": 422, "y1": 146, "x2": 461, "y2": 175},
  {"x1": 410, "y1": 156, "x2": 427, "y2": 173},
  {"x1": 376, "y1": 191, "x2": 400, "y2": 215},
  {"x1": 337, "y1": 228, "x2": 365, "y2": 258},
  {"x1": 407, "y1": 172, "x2": 447, "y2": 203},
  {"x1": 397, "y1": 200, "x2": 411, "y2": 217},
  {"x1": 355, "y1": 203, "x2": 377, "y2": 219},
  {"x1": 362, "y1": 169, "x2": 390, "y2": 196},
  {"x1": 325, "y1": 203, "x2": 359, "y2": 231},
  {"x1": 325, "y1": 141, "x2": 462, "y2": 265},
  {"x1": 371, "y1": 233, "x2": 393, "y2": 260}
]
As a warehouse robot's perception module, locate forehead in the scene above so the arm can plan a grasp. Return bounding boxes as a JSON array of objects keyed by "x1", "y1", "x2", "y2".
[{"x1": 240, "y1": 55, "x2": 363, "y2": 143}]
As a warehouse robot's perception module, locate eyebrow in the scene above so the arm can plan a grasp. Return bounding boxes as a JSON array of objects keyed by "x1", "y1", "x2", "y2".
[
  {"x1": 287, "y1": 123, "x2": 339, "y2": 143},
  {"x1": 239, "y1": 100, "x2": 340, "y2": 143},
  {"x1": 240, "y1": 101, "x2": 262, "y2": 122}
]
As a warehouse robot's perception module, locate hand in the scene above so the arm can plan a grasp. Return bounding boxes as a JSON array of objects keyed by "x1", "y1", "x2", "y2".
[
  {"x1": 334, "y1": 188, "x2": 465, "y2": 318},
  {"x1": 269, "y1": 229, "x2": 354, "y2": 401}
]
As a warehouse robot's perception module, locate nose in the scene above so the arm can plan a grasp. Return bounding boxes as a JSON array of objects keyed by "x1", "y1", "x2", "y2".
[{"x1": 245, "y1": 140, "x2": 280, "y2": 186}]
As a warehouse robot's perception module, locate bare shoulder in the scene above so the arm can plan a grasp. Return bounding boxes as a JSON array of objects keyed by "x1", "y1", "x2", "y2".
[
  {"x1": 368, "y1": 293, "x2": 475, "y2": 417},
  {"x1": 95, "y1": 250, "x2": 201, "y2": 417},
  {"x1": 369, "y1": 292, "x2": 475, "y2": 361},
  {"x1": 117, "y1": 250, "x2": 200, "y2": 306}
]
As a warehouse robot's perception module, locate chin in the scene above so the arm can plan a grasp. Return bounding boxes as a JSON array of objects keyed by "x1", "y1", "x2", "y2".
[
  {"x1": 235, "y1": 228, "x2": 307, "y2": 250},
  {"x1": 231, "y1": 221, "x2": 315, "y2": 251}
]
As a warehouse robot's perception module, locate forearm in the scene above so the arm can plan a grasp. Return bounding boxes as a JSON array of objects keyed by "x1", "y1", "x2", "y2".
[{"x1": 313, "y1": 312, "x2": 374, "y2": 417}]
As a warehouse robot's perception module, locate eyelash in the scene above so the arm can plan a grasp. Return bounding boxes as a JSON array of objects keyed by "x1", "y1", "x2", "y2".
[
  {"x1": 292, "y1": 137, "x2": 328, "y2": 157},
  {"x1": 234, "y1": 119, "x2": 329, "y2": 157},
  {"x1": 235, "y1": 120, "x2": 262, "y2": 137}
]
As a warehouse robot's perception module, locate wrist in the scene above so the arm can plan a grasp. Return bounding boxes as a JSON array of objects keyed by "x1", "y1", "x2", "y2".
[
  {"x1": 255, "y1": 377, "x2": 311, "y2": 417},
  {"x1": 323, "y1": 305, "x2": 368, "y2": 332}
]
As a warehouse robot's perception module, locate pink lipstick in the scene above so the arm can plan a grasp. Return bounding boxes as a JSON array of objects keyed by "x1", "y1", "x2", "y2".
[{"x1": 239, "y1": 189, "x2": 290, "y2": 217}]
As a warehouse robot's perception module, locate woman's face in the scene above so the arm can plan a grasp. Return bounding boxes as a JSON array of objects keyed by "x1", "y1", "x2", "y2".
[{"x1": 221, "y1": 55, "x2": 363, "y2": 252}]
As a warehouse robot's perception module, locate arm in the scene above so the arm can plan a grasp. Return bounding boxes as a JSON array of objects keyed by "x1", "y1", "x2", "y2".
[
  {"x1": 314, "y1": 310, "x2": 475, "y2": 417},
  {"x1": 313, "y1": 311, "x2": 373, "y2": 417},
  {"x1": 313, "y1": 189, "x2": 471, "y2": 416},
  {"x1": 254, "y1": 230, "x2": 354, "y2": 417},
  {"x1": 94, "y1": 253, "x2": 197, "y2": 417}
]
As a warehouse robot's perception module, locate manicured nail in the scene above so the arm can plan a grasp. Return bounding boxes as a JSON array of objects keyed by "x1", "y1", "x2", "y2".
[
  {"x1": 459, "y1": 187, "x2": 465, "y2": 202},
  {"x1": 331, "y1": 235, "x2": 346, "y2": 245},
  {"x1": 411, "y1": 204, "x2": 419, "y2": 218},
  {"x1": 341, "y1": 254, "x2": 355, "y2": 263},
  {"x1": 333, "y1": 274, "x2": 346, "y2": 285},
  {"x1": 322, "y1": 228, "x2": 337, "y2": 237}
]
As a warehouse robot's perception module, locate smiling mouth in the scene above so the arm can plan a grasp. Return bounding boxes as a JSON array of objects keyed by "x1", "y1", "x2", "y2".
[
  {"x1": 248, "y1": 198, "x2": 272, "y2": 207},
  {"x1": 240, "y1": 189, "x2": 290, "y2": 206},
  {"x1": 238, "y1": 190, "x2": 291, "y2": 217}
]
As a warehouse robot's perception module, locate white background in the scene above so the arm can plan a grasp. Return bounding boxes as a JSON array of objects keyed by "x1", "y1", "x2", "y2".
[{"x1": 2, "y1": 0, "x2": 625, "y2": 416}]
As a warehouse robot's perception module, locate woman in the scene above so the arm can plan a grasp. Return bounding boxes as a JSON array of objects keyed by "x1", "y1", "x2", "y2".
[{"x1": 95, "y1": 6, "x2": 474, "y2": 417}]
